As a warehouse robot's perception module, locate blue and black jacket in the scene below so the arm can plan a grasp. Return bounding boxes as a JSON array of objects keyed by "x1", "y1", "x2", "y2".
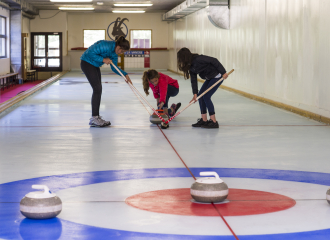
[{"x1": 80, "y1": 40, "x2": 127, "y2": 76}]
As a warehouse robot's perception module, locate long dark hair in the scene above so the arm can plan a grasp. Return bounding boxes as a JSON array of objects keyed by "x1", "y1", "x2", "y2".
[
  {"x1": 177, "y1": 47, "x2": 197, "y2": 79},
  {"x1": 115, "y1": 36, "x2": 130, "y2": 51},
  {"x1": 142, "y1": 69, "x2": 159, "y2": 96}
]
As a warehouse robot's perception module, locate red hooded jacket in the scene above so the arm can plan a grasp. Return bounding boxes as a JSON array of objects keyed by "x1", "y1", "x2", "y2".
[{"x1": 149, "y1": 73, "x2": 179, "y2": 103}]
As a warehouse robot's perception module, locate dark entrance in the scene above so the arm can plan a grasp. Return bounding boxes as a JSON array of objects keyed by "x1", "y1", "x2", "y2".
[{"x1": 31, "y1": 32, "x2": 62, "y2": 72}]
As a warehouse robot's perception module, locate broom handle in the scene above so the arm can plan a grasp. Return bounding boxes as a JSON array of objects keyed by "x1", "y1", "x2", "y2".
[
  {"x1": 110, "y1": 63, "x2": 167, "y2": 123},
  {"x1": 165, "y1": 69, "x2": 234, "y2": 124}
]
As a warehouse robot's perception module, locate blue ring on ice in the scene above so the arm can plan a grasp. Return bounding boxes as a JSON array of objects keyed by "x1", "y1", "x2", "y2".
[{"x1": 1, "y1": 168, "x2": 330, "y2": 240}]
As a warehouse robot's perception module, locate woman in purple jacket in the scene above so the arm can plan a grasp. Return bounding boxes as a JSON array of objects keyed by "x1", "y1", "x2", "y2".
[{"x1": 80, "y1": 36, "x2": 131, "y2": 127}]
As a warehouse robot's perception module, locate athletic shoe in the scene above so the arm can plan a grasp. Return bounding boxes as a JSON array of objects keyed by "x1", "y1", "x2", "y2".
[
  {"x1": 169, "y1": 103, "x2": 177, "y2": 117},
  {"x1": 201, "y1": 120, "x2": 219, "y2": 128},
  {"x1": 192, "y1": 118, "x2": 208, "y2": 127},
  {"x1": 89, "y1": 116, "x2": 110, "y2": 127},
  {"x1": 99, "y1": 116, "x2": 111, "y2": 126},
  {"x1": 169, "y1": 103, "x2": 182, "y2": 117},
  {"x1": 175, "y1": 102, "x2": 181, "y2": 113}
]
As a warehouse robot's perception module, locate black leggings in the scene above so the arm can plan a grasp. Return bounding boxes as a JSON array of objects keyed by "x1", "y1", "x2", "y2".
[
  {"x1": 198, "y1": 77, "x2": 223, "y2": 116},
  {"x1": 81, "y1": 60, "x2": 102, "y2": 116}
]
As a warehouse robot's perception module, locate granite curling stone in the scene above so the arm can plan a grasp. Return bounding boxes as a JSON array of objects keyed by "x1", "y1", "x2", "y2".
[
  {"x1": 327, "y1": 188, "x2": 330, "y2": 204},
  {"x1": 191, "y1": 172, "x2": 228, "y2": 203},
  {"x1": 20, "y1": 185, "x2": 62, "y2": 219},
  {"x1": 150, "y1": 110, "x2": 168, "y2": 124}
]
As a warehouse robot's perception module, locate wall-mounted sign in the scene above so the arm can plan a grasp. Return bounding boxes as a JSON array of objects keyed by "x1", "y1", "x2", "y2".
[
  {"x1": 125, "y1": 51, "x2": 144, "y2": 57},
  {"x1": 124, "y1": 51, "x2": 150, "y2": 68},
  {"x1": 107, "y1": 17, "x2": 129, "y2": 40}
]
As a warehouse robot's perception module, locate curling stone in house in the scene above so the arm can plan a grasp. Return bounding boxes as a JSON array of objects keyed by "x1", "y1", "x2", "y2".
[
  {"x1": 191, "y1": 172, "x2": 228, "y2": 203},
  {"x1": 150, "y1": 109, "x2": 168, "y2": 124},
  {"x1": 20, "y1": 185, "x2": 62, "y2": 219},
  {"x1": 327, "y1": 188, "x2": 330, "y2": 204}
]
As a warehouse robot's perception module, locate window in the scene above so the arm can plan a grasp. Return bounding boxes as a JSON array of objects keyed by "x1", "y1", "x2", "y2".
[
  {"x1": 84, "y1": 30, "x2": 105, "y2": 48},
  {"x1": 0, "y1": 16, "x2": 6, "y2": 58},
  {"x1": 130, "y1": 30, "x2": 151, "y2": 49},
  {"x1": 31, "y1": 32, "x2": 62, "y2": 71}
]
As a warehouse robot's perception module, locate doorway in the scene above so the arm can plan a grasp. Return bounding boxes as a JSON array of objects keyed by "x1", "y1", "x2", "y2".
[{"x1": 31, "y1": 32, "x2": 62, "y2": 72}]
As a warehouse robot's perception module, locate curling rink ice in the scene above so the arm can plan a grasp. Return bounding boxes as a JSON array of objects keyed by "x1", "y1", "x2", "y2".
[{"x1": 1, "y1": 70, "x2": 330, "y2": 240}]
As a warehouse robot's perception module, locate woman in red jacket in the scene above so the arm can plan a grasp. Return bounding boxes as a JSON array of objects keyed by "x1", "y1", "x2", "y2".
[{"x1": 142, "y1": 69, "x2": 181, "y2": 116}]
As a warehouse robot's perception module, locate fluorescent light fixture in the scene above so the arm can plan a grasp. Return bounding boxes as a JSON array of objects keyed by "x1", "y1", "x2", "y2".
[
  {"x1": 114, "y1": 3, "x2": 152, "y2": 7},
  {"x1": 112, "y1": 10, "x2": 145, "y2": 13},
  {"x1": 52, "y1": 0, "x2": 92, "y2": 2},
  {"x1": 97, "y1": 2, "x2": 104, "y2": 5},
  {"x1": 59, "y1": 7, "x2": 94, "y2": 10}
]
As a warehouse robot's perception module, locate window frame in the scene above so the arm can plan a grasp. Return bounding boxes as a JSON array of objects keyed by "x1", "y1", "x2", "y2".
[
  {"x1": 31, "y1": 32, "x2": 63, "y2": 72},
  {"x1": 0, "y1": 16, "x2": 6, "y2": 58},
  {"x1": 129, "y1": 29, "x2": 152, "y2": 49},
  {"x1": 83, "y1": 29, "x2": 106, "y2": 48}
]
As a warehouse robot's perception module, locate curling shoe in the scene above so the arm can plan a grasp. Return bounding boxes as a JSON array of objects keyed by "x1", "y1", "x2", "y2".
[
  {"x1": 192, "y1": 118, "x2": 208, "y2": 127},
  {"x1": 169, "y1": 102, "x2": 181, "y2": 117},
  {"x1": 89, "y1": 116, "x2": 110, "y2": 127},
  {"x1": 175, "y1": 102, "x2": 181, "y2": 112},
  {"x1": 201, "y1": 120, "x2": 219, "y2": 128},
  {"x1": 98, "y1": 116, "x2": 111, "y2": 126}
]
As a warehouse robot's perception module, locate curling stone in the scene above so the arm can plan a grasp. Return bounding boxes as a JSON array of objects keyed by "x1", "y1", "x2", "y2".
[
  {"x1": 327, "y1": 188, "x2": 330, "y2": 204},
  {"x1": 190, "y1": 172, "x2": 228, "y2": 203},
  {"x1": 20, "y1": 185, "x2": 62, "y2": 219},
  {"x1": 150, "y1": 109, "x2": 168, "y2": 124}
]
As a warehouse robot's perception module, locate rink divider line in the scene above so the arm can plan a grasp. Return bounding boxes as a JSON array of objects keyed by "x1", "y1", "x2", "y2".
[
  {"x1": 157, "y1": 126, "x2": 196, "y2": 180},
  {"x1": 212, "y1": 202, "x2": 240, "y2": 240}
]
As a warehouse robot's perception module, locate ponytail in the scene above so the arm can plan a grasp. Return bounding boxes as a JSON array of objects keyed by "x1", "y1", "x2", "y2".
[
  {"x1": 115, "y1": 36, "x2": 130, "y2": 51},
  {"x1": 142, "y1": 69, "x2": 159, "y2": 96},
  {"x1": 142, "y1": 71, "x2": 150, "y2": 96}
]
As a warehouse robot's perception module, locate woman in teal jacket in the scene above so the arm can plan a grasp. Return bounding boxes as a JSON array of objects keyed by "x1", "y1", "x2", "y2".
[{"x1": 80, "y1": 36, "x2": 131, "y2": 127}]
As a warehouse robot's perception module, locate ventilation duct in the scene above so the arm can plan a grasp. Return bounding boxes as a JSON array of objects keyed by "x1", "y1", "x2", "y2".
[
  {"x1": 188, "y1": 0, "x2": 207, "y2": 9},
  {"x1": 163, "y1": 0, "x2": 206, "y2": 21},
  {"x1": 22, "y1": 11, "x2": 35, "y2": 19},
  {"x1": 163, "y1": 0, "x2": 231, "y2": 30},
  {"x1": 164, "y1": 7, "x2": 185, "y2": 20}
]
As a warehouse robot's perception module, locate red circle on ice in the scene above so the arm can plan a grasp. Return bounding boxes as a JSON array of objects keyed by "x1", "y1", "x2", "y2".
[{"x1": 125, "y1": 188, "x2": 296, "y2": 216}]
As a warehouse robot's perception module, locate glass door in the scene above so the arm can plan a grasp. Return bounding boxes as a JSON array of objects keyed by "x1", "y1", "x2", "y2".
[
  {"x1": 33, "y1": 34, "x2": 46, "y2": 68},
  {"x1": 31, "y1": 32, "x2": 62, "y2": 71}
]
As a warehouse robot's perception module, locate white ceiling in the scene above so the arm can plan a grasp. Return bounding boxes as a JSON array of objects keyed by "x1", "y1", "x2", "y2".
[{"x1": 24, "y1": 0, "x2": 186, "y2": 12}]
